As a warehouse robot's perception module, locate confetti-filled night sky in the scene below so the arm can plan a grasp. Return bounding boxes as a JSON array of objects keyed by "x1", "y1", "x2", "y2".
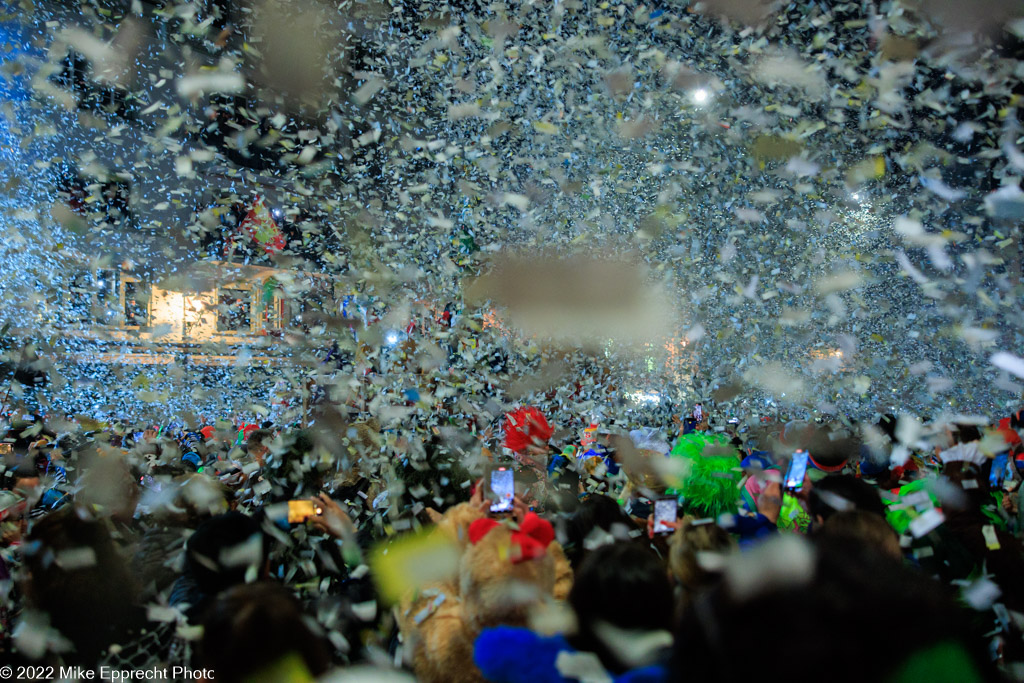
[{"x1": 0, "y1": 0, "x2": 1023, "y2": 425}]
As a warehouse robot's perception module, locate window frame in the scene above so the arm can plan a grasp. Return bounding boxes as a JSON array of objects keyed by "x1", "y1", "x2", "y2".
[
  {"x1": 215, "y1": 284, "x2": 254, "y2": 335},
  {"x1": 120, "y1": 275, "x2": 150, "y2": 329}
]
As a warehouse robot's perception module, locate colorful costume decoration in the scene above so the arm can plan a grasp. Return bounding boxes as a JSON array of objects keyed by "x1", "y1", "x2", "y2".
[
  {"x1": 238, "y1": 196, "x2": 285, "y2": 253},
  {"x1": 503, "y1": 407, "x2": 554, "y2": 453},
  {"x1": 469, "y1": 512, "x2": 556, "y2": 563},
  {"x1": 669, "y1": 433, "x2": 742, "y2": 519}
]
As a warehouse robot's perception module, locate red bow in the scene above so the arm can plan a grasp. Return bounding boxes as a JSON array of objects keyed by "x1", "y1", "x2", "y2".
[{"x1": 468, "y1": 513, "x2": 555, "y2": 564}]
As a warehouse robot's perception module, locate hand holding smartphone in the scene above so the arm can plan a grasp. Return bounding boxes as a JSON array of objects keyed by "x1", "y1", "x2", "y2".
[
  {"x1": 653, "y1": 498, "x2": 678, "y2": 534},
  {"x1": 490, "y1": 467, "x2": 515, "y2": 513},
  {"x1": 288, "y1": 499, "x2": 323, "y2": 524},
  {"x1": 785, "y1": 450, "x2": 810, "y2": 492},
  {"x1": 991, "y1": 452, "x2": 1010, "y2": 488}
]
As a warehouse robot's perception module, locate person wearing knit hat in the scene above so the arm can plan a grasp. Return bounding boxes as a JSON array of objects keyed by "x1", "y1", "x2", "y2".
[{"x1": 738, "y1": 451, "x2": 776, "y2": 516}]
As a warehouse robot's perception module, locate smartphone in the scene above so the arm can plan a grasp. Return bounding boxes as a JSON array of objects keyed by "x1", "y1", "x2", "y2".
[
  {"x1": 785, "y1": 450, "x2": 810, "y2": 491},
  {"x1": 139, "y1": 474, "x2": 163, "y2": 493},
  {"x1": 489, "y1": 467, "x2": 515, "y2": 513},
  {"x1": 287, "y1": 500, "x2": 321, "y2": 524},
  {"x1": 990, "y1": 452, "x2": 1010, "y2": 488},
  {"x1": 653, "y1": 498, "x2": 678, "y2": 534}
]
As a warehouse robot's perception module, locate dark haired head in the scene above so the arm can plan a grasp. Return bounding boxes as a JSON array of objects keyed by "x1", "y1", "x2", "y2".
[
  {"x1": 23, "y1": 507, "x2": 142, "y2": 663},
  {"x1": 817, "y1": 510, "x2": 901, "y2": 560},
  {"x1": 246, "y1": 428, "x2": 273, "y2": 449},
  {"x1": 877, "y1": 414, "x2": 898, "y2": 443},
  {"x1": 569, "y1": 543, "x2": 675, "y2": 674},
  {"x1": 951, "y1": 424, "x2": 982, "y2": 445},
  {"x1": 671, "y1": 537, "x2": 995, "y2": 683},
  {"x1": 940, "y1": 460, "x2": 990, "y2": 510},
  {"x1": 808, "y1": 474, "x2": 886, "y2": 525},
  {"x1": 668, "y1": 519, "x2": 736, "y2": 600},
  {"x1": 198, "y1": 582, "x2": 330, "y2": 683},
  {"x1": 185, "y1": 511, "x2": 266, "y2": 597},
  {"x1": 560, "y1": 494, "x2": 637, "y2": 568}
]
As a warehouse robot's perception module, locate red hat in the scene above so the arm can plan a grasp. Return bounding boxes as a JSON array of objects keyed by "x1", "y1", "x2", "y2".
[
  {"x1": 200, "y1": 425, "x2": 215, "y2": 440},
  {"x1": 998, "y1": 418, "x2": 1021, "y2": 446},
  {"x1": 503, "y1": 407, "x2": 553, "y2": 453}
]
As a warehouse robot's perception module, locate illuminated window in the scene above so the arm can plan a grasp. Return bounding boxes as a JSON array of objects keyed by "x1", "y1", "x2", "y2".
[{"x1": 218, "y1": 287, "x2": 251, "y2": 333}]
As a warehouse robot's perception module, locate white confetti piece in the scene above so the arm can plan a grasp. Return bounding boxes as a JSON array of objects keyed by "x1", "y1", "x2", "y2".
[
  {"x1": 726, "y1": 535, "x2": 815, "y2": 601},
  {"x1": 908, "y1": 508, "x2": 945, "y2": 538},
  {"x1": 991, "y1": 352, "x2": 1024, "y2": 379},
  {"x1": 55, "y1": 547, "x2": 97, "y2": 570},
  {"x1": 176, "y1": 71, "x2": 245, "y2": 98}
]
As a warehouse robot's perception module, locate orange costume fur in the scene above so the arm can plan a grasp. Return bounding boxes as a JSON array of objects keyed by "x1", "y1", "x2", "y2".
[{"x1": 401, "y1": 502, "x2": 573, "y2": 683}]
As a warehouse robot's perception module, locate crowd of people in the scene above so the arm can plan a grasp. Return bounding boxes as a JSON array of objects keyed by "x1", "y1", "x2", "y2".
[{"x1": 2, "y1": 402, "x2": 1024, "y2": 682}]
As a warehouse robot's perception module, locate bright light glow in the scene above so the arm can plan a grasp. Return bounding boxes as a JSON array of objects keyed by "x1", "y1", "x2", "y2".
[
  {"x1": 628, "y1": 391, "x2": 661, "y2": 404},
  {"x1": 183, "y1": 295, "x2": 208, "y2": 316},
  {"x1": 385, "y1": 331, "x2": 400, "y2": 345},
  {"x1": 851, "y1": 192, "x2": 862, "y2": 202},
  {"x1": 691, "y1": 88, "x2": 710, "y2": 105}
]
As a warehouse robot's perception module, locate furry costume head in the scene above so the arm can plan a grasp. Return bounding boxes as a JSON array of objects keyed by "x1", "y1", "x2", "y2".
[
  {"x1": 402, "y1": 509, "x2": 566, "y2": 683},
  {"x1": 461, "y1": 513, "x2": 558, "y2": 630},
  {"x1": 431, "y1": 502, "x2": 488, "y2": 548}
]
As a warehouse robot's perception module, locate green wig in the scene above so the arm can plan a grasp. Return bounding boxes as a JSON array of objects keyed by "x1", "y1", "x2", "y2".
[{"x1": 669, "y1": 433, "x2": 743, "y2": 519}]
